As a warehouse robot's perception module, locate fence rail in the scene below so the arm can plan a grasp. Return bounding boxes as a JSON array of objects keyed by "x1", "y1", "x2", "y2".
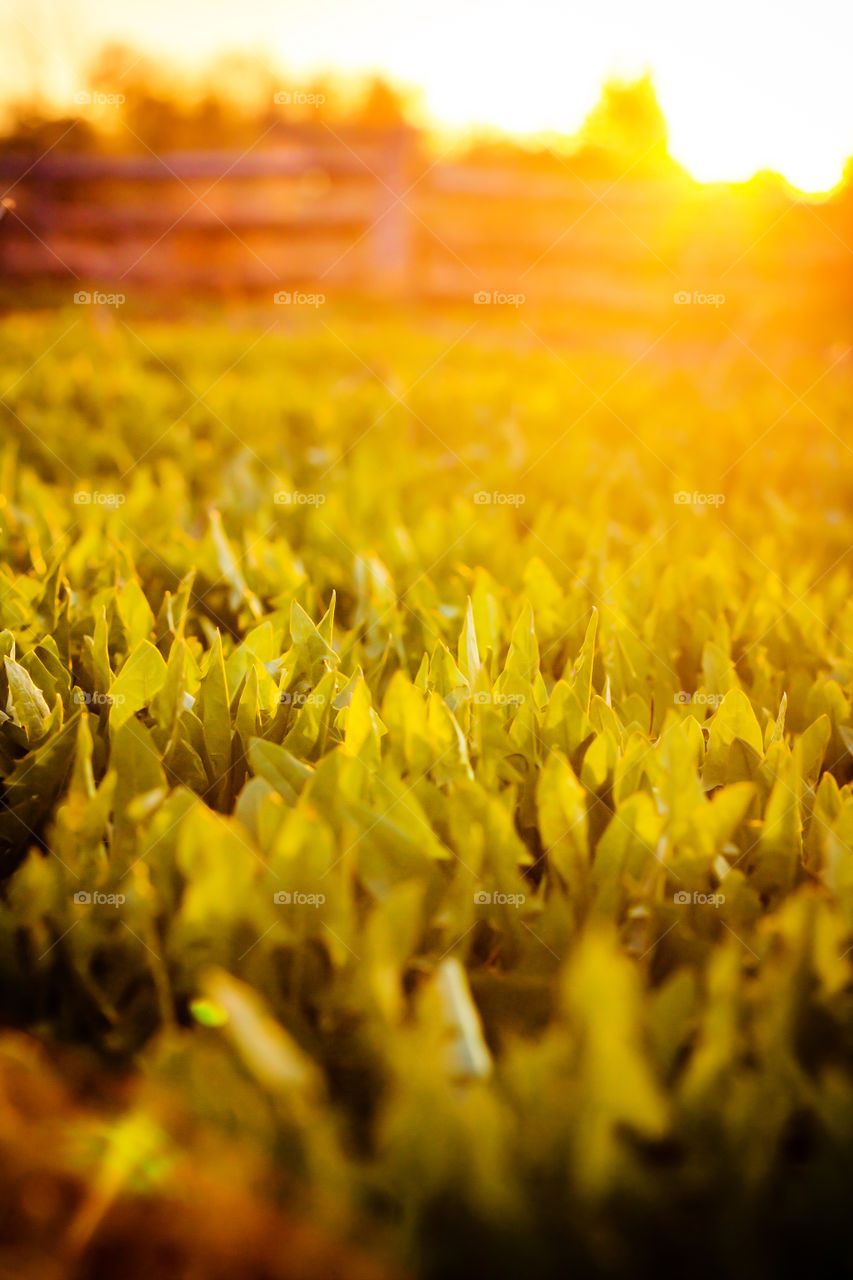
[{"x1": 0, "y1": 125, "x2": 848, "y2": 313}]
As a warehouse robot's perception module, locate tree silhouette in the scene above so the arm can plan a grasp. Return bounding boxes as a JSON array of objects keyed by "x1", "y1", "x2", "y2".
[{"x1": 574, "y1": 73, "x2": 673, "y2": 177}]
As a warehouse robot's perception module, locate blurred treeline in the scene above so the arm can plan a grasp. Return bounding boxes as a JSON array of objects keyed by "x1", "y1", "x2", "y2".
[
  {"x1": 2, "y1": 45, "x2": 414, "y2": 150},
  {"x1": 1, "y1": 43, "x2": 686, "y2": 181}
]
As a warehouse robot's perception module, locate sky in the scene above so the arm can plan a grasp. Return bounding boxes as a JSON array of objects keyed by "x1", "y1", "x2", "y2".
[{"x1": 3, "y1": 0, "x2": 852, "y2": 192}]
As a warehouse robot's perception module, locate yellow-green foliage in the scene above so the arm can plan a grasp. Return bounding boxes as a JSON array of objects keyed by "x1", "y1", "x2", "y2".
[{"x1": 2, "y1": 309, "x2": 853, "y2": 1276}]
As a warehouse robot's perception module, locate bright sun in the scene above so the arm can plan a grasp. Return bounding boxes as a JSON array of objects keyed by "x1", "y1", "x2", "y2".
[{"x1": 2, "y1": 0, "x2": 852, "y2": 195}]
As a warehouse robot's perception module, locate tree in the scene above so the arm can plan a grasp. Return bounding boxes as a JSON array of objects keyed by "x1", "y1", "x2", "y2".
[{"x1": 574, "y1": 73, "x2": 673, "y2": 177}]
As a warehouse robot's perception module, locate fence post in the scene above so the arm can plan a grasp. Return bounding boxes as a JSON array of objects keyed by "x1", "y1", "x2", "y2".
[{"x1": 369, "y1": 127, "x2": 416, "y2": 298}]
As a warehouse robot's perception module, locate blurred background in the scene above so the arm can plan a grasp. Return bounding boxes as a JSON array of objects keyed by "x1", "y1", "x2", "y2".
[{"x1": 0, "y1": 0, "x2": 851, "y2": 356}]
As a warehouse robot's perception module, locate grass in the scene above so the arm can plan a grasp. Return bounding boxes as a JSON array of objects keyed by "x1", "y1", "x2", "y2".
[{"x1": 2, "y1": 304, "x2": 853, "y2": 1278}]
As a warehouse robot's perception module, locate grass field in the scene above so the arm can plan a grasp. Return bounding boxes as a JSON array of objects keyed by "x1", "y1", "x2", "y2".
[{"x1": 2, "y1": 304, "x2": 853, "y2": 1278}]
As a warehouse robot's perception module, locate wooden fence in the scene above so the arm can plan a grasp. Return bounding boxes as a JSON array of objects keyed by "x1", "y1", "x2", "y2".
[{"x1": 0, "y1": 123, "x2": 850, "y2": 323}]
